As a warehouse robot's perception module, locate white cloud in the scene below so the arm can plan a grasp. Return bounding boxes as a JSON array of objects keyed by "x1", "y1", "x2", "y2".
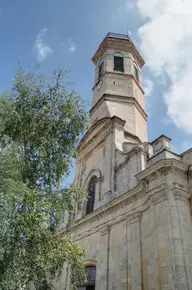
[
  {"x1": 143, "y1": 78, "x2": 154, "y2": 97},
  {"x1": 68, "y1": 37, "x2": 76, "y2": 53},
  {"x1": 125, "y1": 0, "x2": 135, "y2": 10},
  {"x1": 160, "y1": 116, "x2": 173, "y2": 125},
  {"x1": 34, "y1": 28, "x2": 53, "y2": 61},
  {"x1": 136, "y1": 0, "x2": 192, "y2": 133}
]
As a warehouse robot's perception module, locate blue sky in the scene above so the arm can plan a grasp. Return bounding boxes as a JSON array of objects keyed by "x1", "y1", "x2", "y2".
[{"x1": 0, "y1": 0, "x2": 192, "y2": 183}]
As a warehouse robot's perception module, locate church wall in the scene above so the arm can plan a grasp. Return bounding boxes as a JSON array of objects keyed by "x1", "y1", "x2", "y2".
[
  {"x1": 115, "y1": 152, "x2": 139, "y2": 195},
  {"x1": 61, "y1": 231, "x2": 101, "y2": 290},
  {"x1": 113, "y1": 125, "x2": 125, "y2": 152},
  {"x1": 76, "y1": 231, "x2": 101, "y2": 265},
  {"x1": 58, "y1": 165, "x2": 192, "y2": 290},
  {"x1": 58, "y1": 132, "x2": 113, "y2": 229},
  {"x1": 134, "y1": 106, "x2": 148, "y2": 142},
  {"x1": 92, "y1": 76, "x2": 107, "y2": 106},
  {"x1": 75, "y1": 133, "x2": 114, "y2": 221},
  {"x1": 106, "y1": 100, "x2": 136, "y2": 135},
  {"x1": 181, "y1": 149, "x2": 192, "y2": 164},
  {"x1": 105, "y1": 73, "x2": 133, "y2": 97},
  {"x1": 115, "y1": 150, "x2": 128, "y2": 167},
  {"x1": 140, "y1": 167, "x2": 192, "y2": 290},
  {"x1": 84, "y1": 137, "x2": 111, "y2": 198},
  {"x1": 132, "y1": 80, "x2": 145, "y2": 109},
  {"x1": 93, "y1": 73, "x2": 134, "y2": 106},
  {"x1": 79, "y1": 121, "x2": 110, "y2": 148},
  {"x1": 91, "y1": 101, "x2": 111, "y2": 121},
  {"x1": 169, "y1": 190, "x2": 192, "y2": 289},
  {"x1": 108, "y1": 220, "x2": 127, "y2": 290},
  {"x1": 91, "y1": 100, "x2": 136, "y2": 137},
  {"x1": 140, "y1": 197, "x2": 174, "y2": 290},
  {"x1": 92, "y1": 99, "x2": 147, "y2": 143}
]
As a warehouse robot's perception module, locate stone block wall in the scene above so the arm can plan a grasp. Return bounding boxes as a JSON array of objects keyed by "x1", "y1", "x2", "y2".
[{"x1": 58, "y1": 159, "x2": 192, "y2": 290}]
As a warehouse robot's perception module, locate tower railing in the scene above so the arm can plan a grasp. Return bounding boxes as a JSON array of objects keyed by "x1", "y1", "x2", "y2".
[{"x1": 105, "y1": 32, "x2": 131, "y2": 41}]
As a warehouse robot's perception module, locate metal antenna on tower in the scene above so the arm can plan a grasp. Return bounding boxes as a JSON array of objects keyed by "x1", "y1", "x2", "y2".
[{"x1": 127, "y1": 30, "x2": 132, "y2": 40}]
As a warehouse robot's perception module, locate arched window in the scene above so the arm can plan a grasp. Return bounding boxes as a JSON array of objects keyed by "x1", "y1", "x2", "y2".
[
  {"x1": 79, "y1": 265, "x2": 96, "y2": 290},
  {"x1": 114, "y1": 52, "x2": 124, "y2": 72},
  {"x1": 86, "y1": 177, "x2": 97, "y2": 215},
  {"x1": 134, "y1": 61, "x2": 139, "y2": 82}
]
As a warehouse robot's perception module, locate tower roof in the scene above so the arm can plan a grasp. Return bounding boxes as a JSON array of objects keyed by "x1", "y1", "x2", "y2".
[{"x1": 92, "y1": 32, "x2": 145, "y2": 68}]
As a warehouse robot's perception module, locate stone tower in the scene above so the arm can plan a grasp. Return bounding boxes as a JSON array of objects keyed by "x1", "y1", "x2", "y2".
[
  {"x1": 91, "y1": 32, "x2": 148, "y2": 143},
  {"x1": 71, "y1": 33, "x2": 149, "y2": 210},
  {"x1": 57, "y1": 33, "x2": 192, "y2": 290}
]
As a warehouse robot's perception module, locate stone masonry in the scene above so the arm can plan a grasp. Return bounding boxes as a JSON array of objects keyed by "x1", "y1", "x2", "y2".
[{"x1": 57, "y1": 33, "x2": 192, "y2": 290}]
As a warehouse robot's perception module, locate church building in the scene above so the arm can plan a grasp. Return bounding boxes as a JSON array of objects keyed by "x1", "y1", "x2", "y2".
[{"x1": 58, "y1": 32, "x2": 192, "y2": 290}]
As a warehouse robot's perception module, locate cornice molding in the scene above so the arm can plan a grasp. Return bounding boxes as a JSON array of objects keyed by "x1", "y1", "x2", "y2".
[
  {"x1": 136, "y1": 159, "x2": 189, "y2": 182},
  {"x1": 77, "y1": 116, "x2": 126, "y2": 155},
  {"x1": 68, "y1": 182, "x2": 191, "y2": 241},
  {"x1": 78, "y1": 125, "x2": 112, "y2": 157},
  {"x1": 174, "y1": 190, "x2": 191, "y2": 203},
  {"x1": 57, "y1": 161, "x2": 191, "y2": 240},
  {"x1": 127, "y1": 211, "x2": 141, "y2": 224},
  {"x1": 171, "y1": 182, "x2": 191, "y2": 202},
  {"x1": 90, "y1": 93, "x2": 147, "y2": 120},
  {"x1": 146, "y1": 182, "x2": 168, "y2": 196},
  {"x1": 100, "y1": 225, "x2": 110, "y2": 236},
  {"x1": 66, "y1": 182, "x2": 144, "y2": 231},
  {"x1": 124, "y1": 130, "x2": 142, "y2": 143},
  {"x1": 77, "y1": 117, "x2": 111, "y2": 151},
  {"x1": 149, "y1": 189, "x2": 168, "y2": 205},
  {"x1": 92, "y1": 37, "x2": 145, "y2": 68},
  {"x1": 71, "y1": 184, "x2": 189, "y2": 241}
]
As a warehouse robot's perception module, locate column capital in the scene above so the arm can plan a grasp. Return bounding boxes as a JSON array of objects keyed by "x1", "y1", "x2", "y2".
[
  {"x1": 127, "y1": 212, "x2": 141, "y2": 225},
  {"x1": 100, "y1": 225, "x2": 110, "y2": 236}
]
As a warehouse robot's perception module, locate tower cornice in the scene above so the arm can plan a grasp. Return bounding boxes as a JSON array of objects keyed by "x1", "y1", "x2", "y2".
[
  {"x1": 90, "y1": 93, "x2": 148, "y2": 120},
  {"x1": 92, "y1": 33, "x2": 145, "y2": 68}
]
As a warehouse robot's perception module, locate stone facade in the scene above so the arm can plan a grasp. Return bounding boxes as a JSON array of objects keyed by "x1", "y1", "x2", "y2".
[{"x1": 57, "y1": 33, "x2": 192, "y2": 290}]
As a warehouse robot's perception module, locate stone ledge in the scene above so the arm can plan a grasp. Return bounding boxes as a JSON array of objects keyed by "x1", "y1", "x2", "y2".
[{"x1": 136, "y1": 158, "x2": 188, "y2": 182}]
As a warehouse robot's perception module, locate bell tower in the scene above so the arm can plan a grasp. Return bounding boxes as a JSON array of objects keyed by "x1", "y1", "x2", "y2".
[{"x1": 91, "y1": 32, "x2": 148, "y2": 142}]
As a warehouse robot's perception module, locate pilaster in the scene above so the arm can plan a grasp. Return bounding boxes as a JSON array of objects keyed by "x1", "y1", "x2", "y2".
[
  {"x1": 168, "y1": 186, "x2": 192, "y2": 290},
  {"x1": 96, "y1": 226, "x2": 110, "y2": 290},
  {"x1": 127, "y1": 212, "x2": 142, "y2": 290}
]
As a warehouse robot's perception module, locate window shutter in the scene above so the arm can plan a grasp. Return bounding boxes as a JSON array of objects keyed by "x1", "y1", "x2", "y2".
[
  {"x1": 114, "y1": 56, "x2": 124, "y2": 71},
  {"x1": 134, "y1": 63, "x2": 139, "y2": 82},
  {"x1": 98, "y1": 61, "x2": 104, "y2": 79},
  {"x1": 87, "y1": 267, "x2": 96, "y2": 283},
  {"x1": 80, "y1": 266, "x2": 96, "y2": 288},
  {"x1": 86, "y1": 177, "x2": 97, "y2": 214}
]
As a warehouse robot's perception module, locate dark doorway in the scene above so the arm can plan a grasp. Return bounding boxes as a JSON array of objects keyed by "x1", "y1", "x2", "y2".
[
  {"x1": 79, "y1": 266, "x2": 96, "y2": 290},
  {"x1": 86, "y1": 286, "x2": 95, "y2": 290}
]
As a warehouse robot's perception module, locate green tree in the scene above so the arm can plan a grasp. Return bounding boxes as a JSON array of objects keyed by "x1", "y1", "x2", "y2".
[{"x1": 0, "y1": 66, "x2": 88, "y2": 290}]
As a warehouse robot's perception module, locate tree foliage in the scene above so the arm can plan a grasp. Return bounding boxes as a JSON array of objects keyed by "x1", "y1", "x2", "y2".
[{"x1": 0, "y1": 66, "x2": 88, "y2": 289}]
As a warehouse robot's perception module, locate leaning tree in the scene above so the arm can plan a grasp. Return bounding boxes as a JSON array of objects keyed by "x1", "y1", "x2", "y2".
[{"x1": 0, "y1": 66, "x2": 89, "y2": 290}]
